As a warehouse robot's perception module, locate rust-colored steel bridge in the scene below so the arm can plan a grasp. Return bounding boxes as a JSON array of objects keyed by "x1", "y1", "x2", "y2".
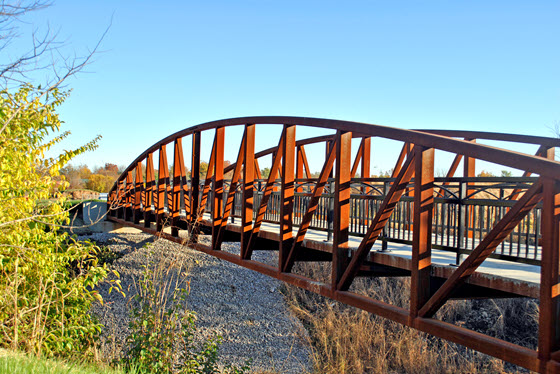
[{"x1": 108, "y1": 116, "x2": 560, "y2": 373}]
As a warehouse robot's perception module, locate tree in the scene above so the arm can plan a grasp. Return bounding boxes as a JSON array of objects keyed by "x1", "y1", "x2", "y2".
[
  {"x1": 0, "y1": 85, "x2": 116, "y2": 357},
  {"x1": 500, "y1": 170, "x2": 513, "y2": 177},
  {"x1": 199, "y1": 161, "x2": 209, "y2": 179},
  {"x1": 86, "y1": 173, "x2": 114, "y2": 192},
  {"x1": 0, "y1": 1, "x2": 116, "y2": 358},
  {"x1": 95, "y1": 162, "x2": 119, "y2": 176},
  {"x1": 477, "y1": 170, "x2": 495, "y2": 177},
  {"x1": 60, "y1": 164, "x2": 93, "y2": 189}
]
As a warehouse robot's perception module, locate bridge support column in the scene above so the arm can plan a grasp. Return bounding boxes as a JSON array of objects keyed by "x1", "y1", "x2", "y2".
[
  {"x1": 410, "y1": 146, "x2": 434, "y2": 319},
  {"x1": 156, "y1": 144, "x2": 169, "y2": 232},
  {"x1": 124, "y1": 171, "x2": 133, "y2": 221},
  {"x1": 133, "y1": 161, "x2": 143, "y2": 224},
  {"x1": 464, "y1": 140, "x2": 476, "y2": 241},
  {"x1": 144, "y1": 153, "x2": 155, "y2": 228},
  {"x1": 172, "y1": 138, "x2": 186, "y2": 237},
  {"x1": 116, "y1": 180, "x2": 124, "y2": 219},
  {"x1": 279, "y1": 125, "x2": 295, "y2": 269},
  {"x1": 241, "y1": 124, "x2": 255, "y2": 259},
  {"x1": 190, "y1": 131, "x2": 201, "y2": 240},
  {"x1": 211, "y1": 127, "x2": 225, "y2": 250},
  {"x1": 539, "y1": 178, "x2": 560, "y2": 371},
  {"x1": 332, "y1": 131, "x2": 352, "y2": 289}
]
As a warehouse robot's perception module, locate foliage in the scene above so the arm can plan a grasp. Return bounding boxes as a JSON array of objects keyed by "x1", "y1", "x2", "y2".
[
  {"x1": 260, "y1": 167, "x2": 270, "y2": 179},
  {"x1": 86, "y1": 173, "x2": 115, "y2": 192},
  {"x1": 122, "y1": 256, "x2": 250, "y2": 374},
  {"x1": 60, "y1": 164, "x2": 93, "y2": 190},
  {"x1": 61, "y1": 163, "x2": 122, "y2": 192},
  {"x1": 94, "y1": 163, "x2": 120, "y2": 177},
  {"x1": 0, "y1": 85, "x2": 120, "y2": 358},
  {"x1": 477, "y1": 170, "x2": 495, "y2": 177},
  {"x1": 500, "y1": 170, "x2": 513, "y2": 177},
  {"x1": 199, "y1": 162, "x2": 209, "y2": 180}
]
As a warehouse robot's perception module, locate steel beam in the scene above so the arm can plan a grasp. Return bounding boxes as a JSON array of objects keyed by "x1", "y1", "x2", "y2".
[
  {"x1": 410, "y1": 146, "x2": 434, "y2": 318},
  {"x1": 191, "y1": 131, "x2": 201, "y2": 223},
  {"x1": 332, "y1": 131, "x2": 352, "y2": 289},
  {"x1": 279, "y1": 125, "x2": 296, "y2": 270},
  {"x1": 144, "y1": 152, "x2": 155, "y2": 227},
  {"x1": 241, "y1": 124, "x2": 255, "y2": 259},
  {"x1": 212, "y1": 127, "x2": 225, "y2": 250},
  {"x1": 156, "y1": 144, "x2": 169, "y2": 232},
  {"x1": 172, "y1": 138, "x2": 186, "y2": 237},
  {"x1": 124, "y1": 170, "x2": 133, "y2": 221},
  {"x1": 539, "y1": 178, "x2": 560, "y2": 370},
  {"x1": 133, "y1": 161, "x2": 143, "y2": 224}
]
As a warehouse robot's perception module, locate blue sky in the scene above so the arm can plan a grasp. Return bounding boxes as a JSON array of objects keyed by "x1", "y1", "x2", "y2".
[{"x1": 14, "y1": 1, "x2": 560, "y2": 174}]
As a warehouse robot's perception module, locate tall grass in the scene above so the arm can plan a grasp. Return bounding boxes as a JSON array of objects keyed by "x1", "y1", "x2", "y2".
[
  {"x1": 119, "y1": 237, "x2": 251, "y2": 374},
  {"x1": 0, "y1": 348, "x2": 128, "y2": 374},
  {"x1": 283, "y1": 262, "x2": 536, "y2": 374}
]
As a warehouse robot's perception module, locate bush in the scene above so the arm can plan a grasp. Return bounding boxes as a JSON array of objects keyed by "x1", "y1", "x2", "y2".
[
  {"x1": 0, "y1": 85, "x2": 119, "y2": 357},
  {"x1": 122, "y1": 252, "x2": 250, "y2": 374}
]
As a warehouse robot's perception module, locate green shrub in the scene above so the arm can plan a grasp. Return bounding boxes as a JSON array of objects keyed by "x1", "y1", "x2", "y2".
[
  {"x1": 122, "y1": 256, "x2": 250, "y2": 374},
  {"x1": 0, "y1": 85, "x2": 120, "y2": 358}
]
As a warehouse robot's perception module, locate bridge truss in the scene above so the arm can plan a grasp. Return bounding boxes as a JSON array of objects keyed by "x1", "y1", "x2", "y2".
[{"x1": 108, "y1": 117, "x2": 560, "y2": 373}]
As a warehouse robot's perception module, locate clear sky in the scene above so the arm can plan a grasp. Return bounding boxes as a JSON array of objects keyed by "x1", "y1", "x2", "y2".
[{"x1": 12, "y1": 1, "x2": 560, "y2": 175}]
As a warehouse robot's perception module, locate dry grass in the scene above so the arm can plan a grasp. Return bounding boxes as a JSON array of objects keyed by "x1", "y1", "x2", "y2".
[{"x1": 282, "y1": 262, "x2": 536, "y2": 374}]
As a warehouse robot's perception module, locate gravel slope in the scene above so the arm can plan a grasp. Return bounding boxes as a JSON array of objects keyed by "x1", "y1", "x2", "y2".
[{"x1": 86, "y1": 232, "x2": 311, "y2": 373}]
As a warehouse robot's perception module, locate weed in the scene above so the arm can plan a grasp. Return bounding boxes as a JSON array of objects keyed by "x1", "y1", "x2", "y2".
[
  {"x1": 283, "y1": 262, "x2": 531, "y2": 374},
  {"x1": 122, "y1": 245, "x2": 250, "y2": 374}
]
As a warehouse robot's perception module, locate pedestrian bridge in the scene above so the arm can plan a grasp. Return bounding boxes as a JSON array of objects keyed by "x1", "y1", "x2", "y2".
[{"x1": 107, "y1": 116, "x2": 560, "y2": 373}]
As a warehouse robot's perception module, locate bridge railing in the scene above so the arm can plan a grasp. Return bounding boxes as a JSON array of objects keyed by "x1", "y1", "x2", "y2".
[
  {"x1": 134, "y1": 174, "x2": 541, "y2": 265},
  {"x1": 220, "y1": 176, "x2": 541, "y2": 265}
]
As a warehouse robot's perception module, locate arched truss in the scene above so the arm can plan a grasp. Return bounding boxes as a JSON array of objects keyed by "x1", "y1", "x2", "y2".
[{"x1": 108, "y1": 116, "x2": 560, "y2": 373}]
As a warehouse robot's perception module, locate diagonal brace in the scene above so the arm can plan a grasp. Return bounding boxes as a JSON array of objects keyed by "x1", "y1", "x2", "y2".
[
  {"x1": 337, "y1": 149, "x2": 417, "y2": 291},
  {"x1": 196, "y1": 140, "x2": 216, "y2": 221},
  {"x1": 418, "y1": 179, "x2": 544, "y2": 318},
  {"x1": 215, "y1": 134, "x2": 246, "y2": 248},
  {"x1": 283, "y1": 137, "x2": 337, "y2": 272},
  {"x1": 244, "y1": 132, "x2": 285, "y2": 258}
]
